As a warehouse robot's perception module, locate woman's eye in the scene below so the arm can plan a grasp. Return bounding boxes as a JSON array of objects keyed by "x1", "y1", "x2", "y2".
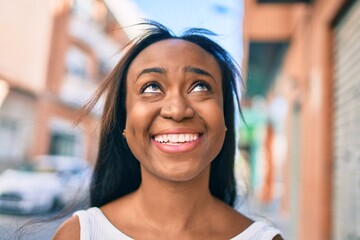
[
  {"x1": 191, "y1": 81, "x2": 211, "y2": 93},
  {"x1": 141, "y1": 82, "x2": 162, "y2": 94}
]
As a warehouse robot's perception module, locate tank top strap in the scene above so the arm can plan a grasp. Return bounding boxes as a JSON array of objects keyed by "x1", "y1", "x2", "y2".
[
  {"x1": 231, "y1": 221, "x2": 282, "y2": 240},
  {"x1": 73, "y1": 209, "x2": 92, "y2": 240},
  {"x1": 73, "y1": 207, "x2": 134, "y2": 240}
]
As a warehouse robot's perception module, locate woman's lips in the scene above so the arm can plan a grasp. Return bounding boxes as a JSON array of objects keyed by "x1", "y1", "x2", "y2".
[{"x1": 152, "y1": 132, "x2": 203, "y2": 153}]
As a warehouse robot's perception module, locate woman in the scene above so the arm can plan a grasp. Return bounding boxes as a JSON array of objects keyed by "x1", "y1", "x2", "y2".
[{"x1": 53, "y1": 21, "x2": 283, "y2": 239}]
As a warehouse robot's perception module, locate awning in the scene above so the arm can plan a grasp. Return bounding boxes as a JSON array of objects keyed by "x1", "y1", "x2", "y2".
[{"x1": 245, "y1": 41, "x2": 288, "y2": 97}]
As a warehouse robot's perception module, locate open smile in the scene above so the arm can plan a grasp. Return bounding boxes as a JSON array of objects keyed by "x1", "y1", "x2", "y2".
[{"x1": 151, "y1": 132, "x2": 203, "y2": 153}]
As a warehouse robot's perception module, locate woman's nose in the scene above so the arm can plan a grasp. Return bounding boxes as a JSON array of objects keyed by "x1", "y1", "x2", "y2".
[{"x1": 160, "y1": 94, "x2": 195, "y2": 121}]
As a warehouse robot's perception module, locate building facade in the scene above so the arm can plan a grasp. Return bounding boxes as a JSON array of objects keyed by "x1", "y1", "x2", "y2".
[
  {"x1": 242, "y1": 0, "x2": 360, "y2": 239},
  {"x1": 0, "y1": 0, "x2": 131, "y2": 166}
]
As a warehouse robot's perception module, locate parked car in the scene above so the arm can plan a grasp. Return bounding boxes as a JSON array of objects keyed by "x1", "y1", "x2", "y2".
[{"x1": 0, "y1": 155, "x2": 92, "y2": 214}]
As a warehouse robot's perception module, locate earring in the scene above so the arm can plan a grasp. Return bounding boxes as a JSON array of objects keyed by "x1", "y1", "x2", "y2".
[
  {"x1": 122, "y1": 129, "x2": 126, "y2": 137},
  {"x1": 225, "y1": 126, "x2": 228, "y2": 132}
]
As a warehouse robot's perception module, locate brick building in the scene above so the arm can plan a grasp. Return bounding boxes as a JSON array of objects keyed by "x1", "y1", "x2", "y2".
[{"x1": 0, "y1": 0, "x2": 138, "y2": 166}]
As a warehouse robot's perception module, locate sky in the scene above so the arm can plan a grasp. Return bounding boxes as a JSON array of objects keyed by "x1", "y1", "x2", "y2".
[{"x1": 131, "y1": 0, "x2": 244, "y2": 64}]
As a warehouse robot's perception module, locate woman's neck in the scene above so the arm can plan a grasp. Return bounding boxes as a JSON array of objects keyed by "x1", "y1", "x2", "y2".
[
  {"x1": 101, "y1": 165, "x2": 251, "y2": 239},
  {"x1": 132, "y1": 166, "x2": 214, "y2": 232}
]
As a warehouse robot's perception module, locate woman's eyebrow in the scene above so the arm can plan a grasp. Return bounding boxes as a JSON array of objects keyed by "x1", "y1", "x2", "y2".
[
  {"x1": 183, "y1": 66, "x2": 217, "y2": 84},
  {"x1": 136, "y1": 67, "x2": 166, "y2": 81}
]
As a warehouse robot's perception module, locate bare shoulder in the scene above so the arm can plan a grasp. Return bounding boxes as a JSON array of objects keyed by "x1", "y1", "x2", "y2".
[
  {"x1": 230, "y1": 207, "x2": 254, "y2": 231},
  {"x1": 210, "y1": 198, "x2": 254, "y2": 237},
  {"x1": 230, "y1": 211, "x2": 283, "y2": 240},
  {"x1": 52, "y1": 215, "x2": 80, "y2": 240}
]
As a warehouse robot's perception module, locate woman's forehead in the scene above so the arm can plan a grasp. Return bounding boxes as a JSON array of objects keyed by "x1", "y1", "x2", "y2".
[
  {"x1": 138, "y1": 39, "x2": 209, "y2": 55},
  {"x1": 128, "y1": 39, "x2": 221, "y2": 75}
]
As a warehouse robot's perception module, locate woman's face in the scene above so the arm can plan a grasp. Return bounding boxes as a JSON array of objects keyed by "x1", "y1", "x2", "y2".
[{"x1": 125, "y1": 39, "x2": 226, "y2": 182}]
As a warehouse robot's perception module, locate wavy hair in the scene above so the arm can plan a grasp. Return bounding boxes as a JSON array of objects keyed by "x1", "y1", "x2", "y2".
[{"x1": 87, "y1": 21, "x2": 242, "y2": 207}]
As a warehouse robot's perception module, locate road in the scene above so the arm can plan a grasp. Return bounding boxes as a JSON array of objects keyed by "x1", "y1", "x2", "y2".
[{"x1": 0, "y1": 211, "x2": 69, "y2": 240}]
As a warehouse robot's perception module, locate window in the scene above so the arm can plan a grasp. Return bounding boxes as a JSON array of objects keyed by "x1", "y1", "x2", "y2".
[
  {"x1": 70, "y1": 0, "x2": 94, "y2": 22},
  {"x1": 65, "y1": 46, "x2": 89, "y2": 80},
  {"x1": 49, "y1": 132, "x2": 77, "y2": 157},
  {"x1": 0, "y1": 117, "x2": 18, "y2": 160},
  {"x1": 48, "y1": 119, "x2": 85, "y2": 158}
]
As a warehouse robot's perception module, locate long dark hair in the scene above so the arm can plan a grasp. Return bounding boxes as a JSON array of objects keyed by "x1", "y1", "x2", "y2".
[{"x1": 87, "y1": 21, "x2": 242, "y2": 207}]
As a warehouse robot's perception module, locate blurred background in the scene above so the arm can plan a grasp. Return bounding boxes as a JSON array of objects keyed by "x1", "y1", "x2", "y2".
[{"x1": 0, "y1": 0, "x2": 359, "y2": 239}]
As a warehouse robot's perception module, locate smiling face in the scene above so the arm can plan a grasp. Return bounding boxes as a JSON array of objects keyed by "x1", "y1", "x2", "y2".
[{"x1": 125, "y1": 39, "x2": 226, "y2": 182}]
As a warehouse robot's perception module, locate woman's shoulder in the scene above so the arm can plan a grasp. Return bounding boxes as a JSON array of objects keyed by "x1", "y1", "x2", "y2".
[
  {"x1": 52, "y1": 215, "x2": 80, "y2": 240},
  {"x1": 214, "y1": 202, "x2": 283, "y2": 240},
  {"x1": 208, "y1": 199, "x2": 254, "y2": 238}
]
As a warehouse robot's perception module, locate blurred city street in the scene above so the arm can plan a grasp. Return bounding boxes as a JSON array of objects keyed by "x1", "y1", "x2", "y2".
[
  {"x1": 1, "y1": 0, "x2": 359, "y2": 239},
  {"x1": 0, "y1": 212, "x2": 65, "y2": 240}
]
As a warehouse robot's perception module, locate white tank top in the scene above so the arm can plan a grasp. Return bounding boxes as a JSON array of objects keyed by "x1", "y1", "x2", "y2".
[{"x1": 74, "y1": 207, "x2": 282, "y2": 240}]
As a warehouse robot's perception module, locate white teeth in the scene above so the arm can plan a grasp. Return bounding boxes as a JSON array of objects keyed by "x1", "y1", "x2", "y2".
[
  {"x1": 154, "y1": 133, "x2": 200, "y2": 144},
  {"x1": 185, "y1": 135, "x2": 189, "y2": 142}
]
